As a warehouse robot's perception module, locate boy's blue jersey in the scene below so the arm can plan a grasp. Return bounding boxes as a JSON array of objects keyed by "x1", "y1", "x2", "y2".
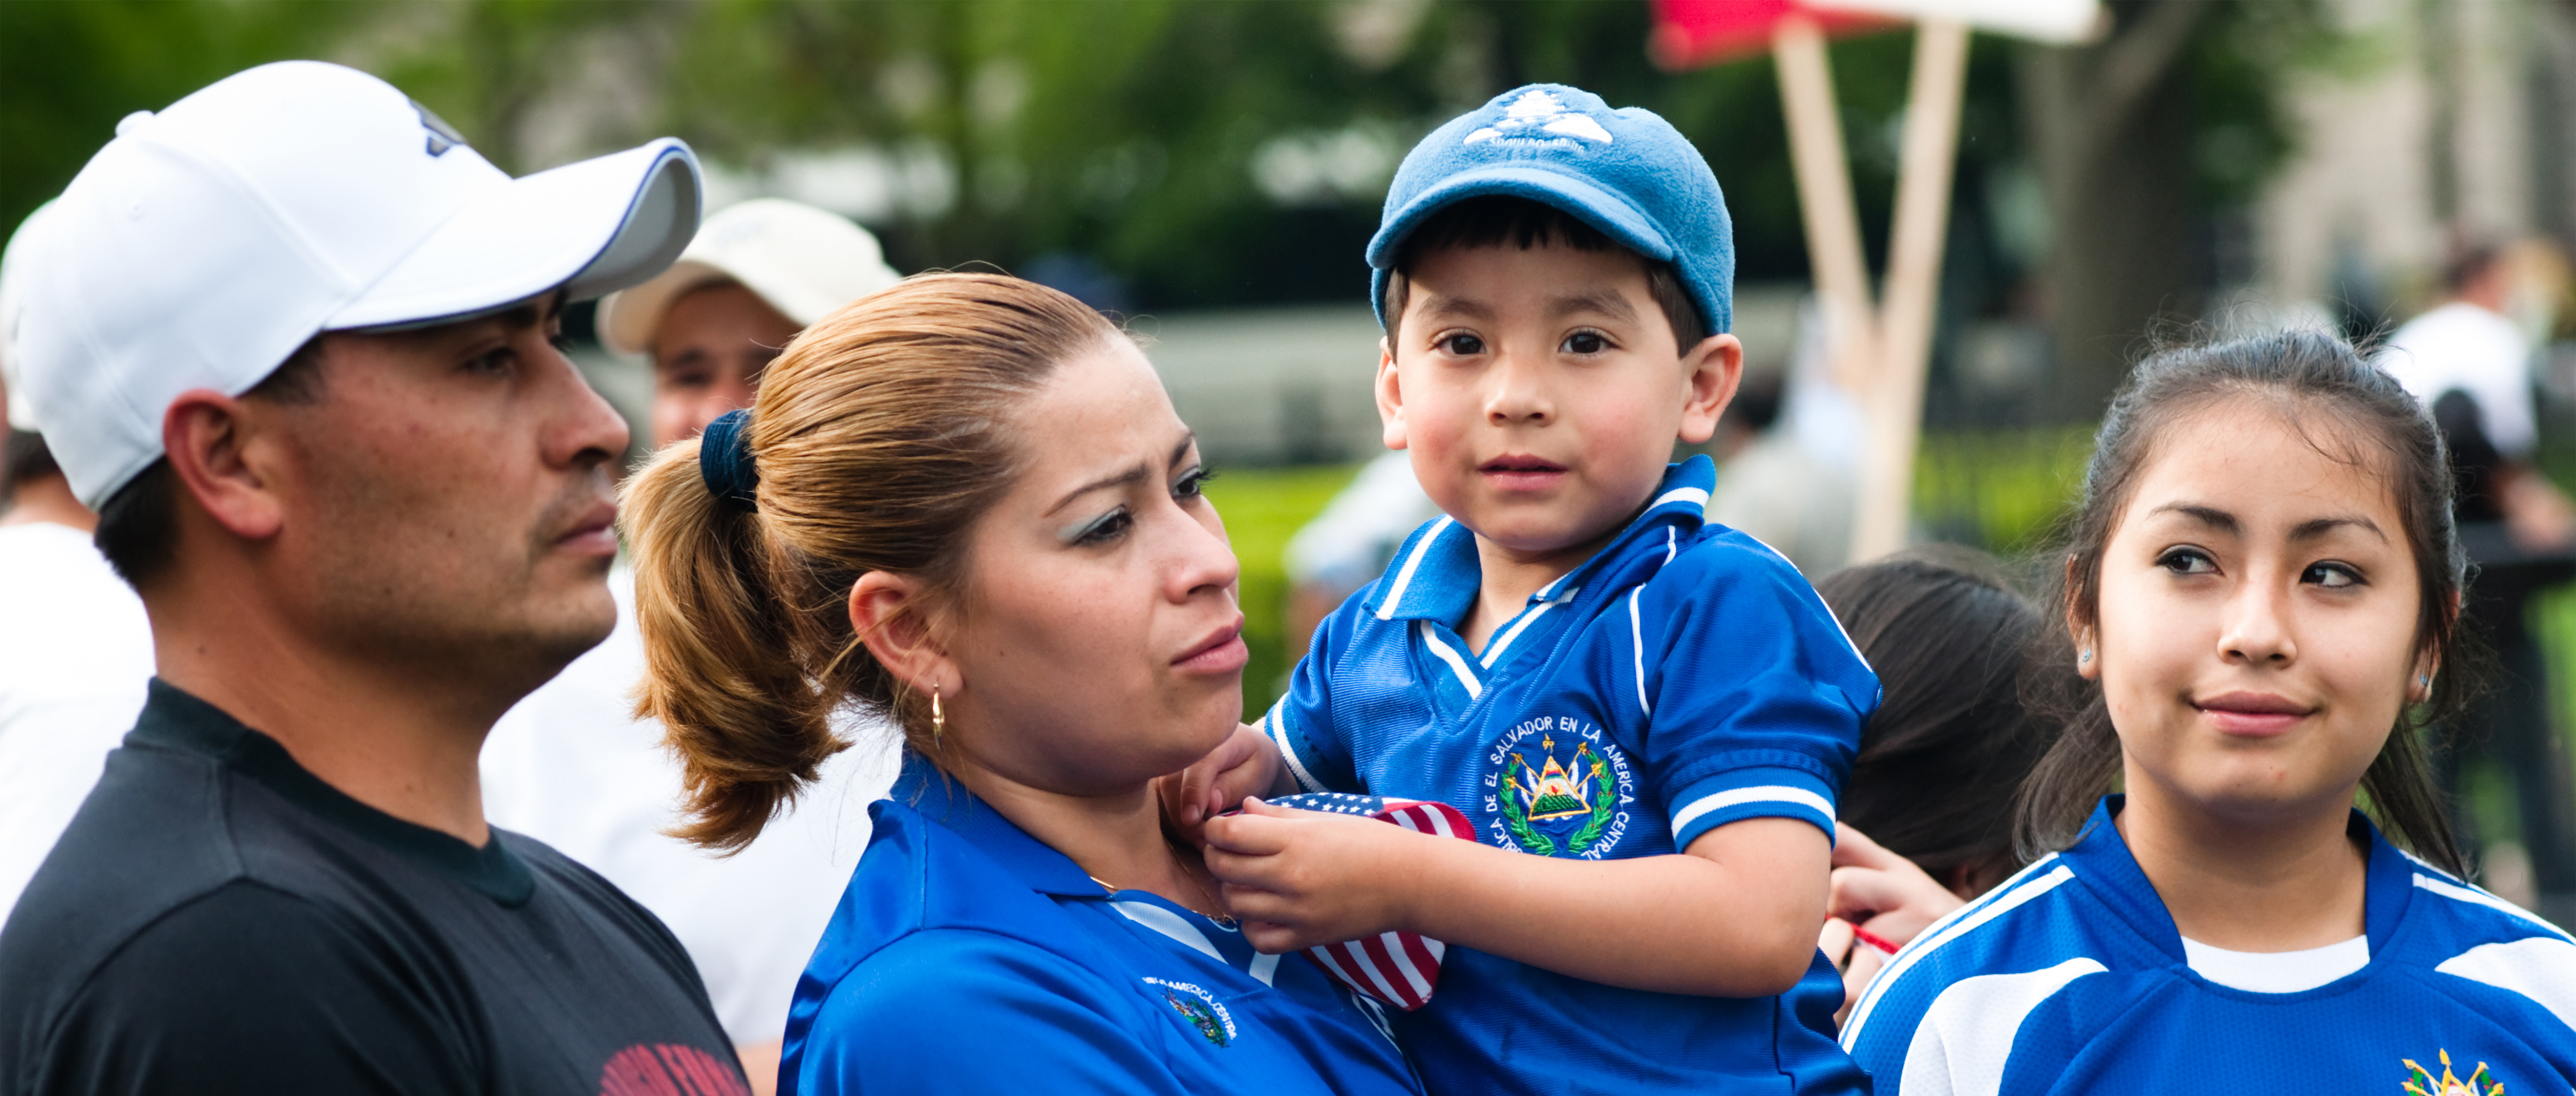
[
  {"x1": 780, "y1": 754, "x2": 1421, "y2": 1096},
  {"x1": 1842, "y1": 796, "x2": 2576, "y2": 1095},
  {"x1": 1267, "y1": 455, "x2": 1879, "y2": 1095}
]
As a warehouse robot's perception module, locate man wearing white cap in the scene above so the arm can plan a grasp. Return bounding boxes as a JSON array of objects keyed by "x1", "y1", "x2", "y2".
[
  {"x1": 481, "y1": 197, "x2": 904, "y2": 1090},
  {"x1": 0, "y1": 62, "x2": 750, "y2": 1094},
  {"x1": 0, "y1": 202, "x2": 155, "y2": 930}
]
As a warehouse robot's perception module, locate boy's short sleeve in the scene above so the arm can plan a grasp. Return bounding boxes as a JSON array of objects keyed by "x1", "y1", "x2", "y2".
[
  {"x1": 1264, "y1": 593, "x2": 1366, "y2": 795},
  {"x1": 1633, "y1": 534, "x2": 1876, "y2": 851}
]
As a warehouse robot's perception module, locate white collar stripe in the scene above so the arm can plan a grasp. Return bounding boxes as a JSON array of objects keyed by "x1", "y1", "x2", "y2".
[
  {"x1": 1842, "y1": 861, "x2": 2077, "y2": 1047},
  {"x1": 1111, "y1": 900, "x2": 1226, "y2": 964},
  {"x1": 1651, "y1": 485, "x2": 1710, "y2": 512},
  {"x1": 1374, "y1": 516, "x2": 1453, "y2": 621},
  {"x1": 1418, "y1": 621, "x2": 1482, "y2": 700},
  {"x1": 1479, "y1": 599, "x2": 1558, "y2": 668}
]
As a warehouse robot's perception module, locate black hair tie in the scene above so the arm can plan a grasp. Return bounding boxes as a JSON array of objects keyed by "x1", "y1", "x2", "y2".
[{"x1": 698, "y1": 408, "x2": 760, "y2": 513}]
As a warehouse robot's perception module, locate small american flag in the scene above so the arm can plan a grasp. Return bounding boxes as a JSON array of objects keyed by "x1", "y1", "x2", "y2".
[{"x1": 1263, "y1": 792, "x2": 1477, "y2": 1011}]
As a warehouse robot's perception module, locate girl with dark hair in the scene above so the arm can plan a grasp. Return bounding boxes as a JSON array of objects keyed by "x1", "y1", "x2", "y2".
[
  {"x1": 1842, "y1": 331, "x2": 2576, "y2": 1092},
  {"x1": 1809, "y1": 545, "x2": 2062, "y2": 1014},
  {"x1": 620, "y1": 274, "x2": 1420, "y2": 1096}
]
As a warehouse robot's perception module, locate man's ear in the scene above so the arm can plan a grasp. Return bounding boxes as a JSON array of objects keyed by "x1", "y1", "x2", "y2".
[
  {"x1": 1374, "y1": 336, "x2": 1408, "y2": 452},
  {"x1": 1675, "y1": 333, "x2": 1743, "y2": 447},
  {"x1": 161, "y1": 389, "x2": 287, "y2": 542},
  {"x1": 849, "y1": 571, "x2": 959, "y2": 700}
]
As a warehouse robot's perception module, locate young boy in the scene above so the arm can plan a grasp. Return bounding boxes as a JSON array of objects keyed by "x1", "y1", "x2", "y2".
[{"x1": 1176, "y1": 85, "x2": 1878, "y2": 1095}]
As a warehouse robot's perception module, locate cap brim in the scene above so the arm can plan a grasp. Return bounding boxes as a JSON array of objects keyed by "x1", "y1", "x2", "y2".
[
  {"x1": 597, "y1": 259, "x2": 733, "y2": 356},
  {"x1": 1364, "y1": 164, "x2": 1674, "y2": 331},
  {"x1": 1367, "y1": 164, "x2": 1672, "y2": 271},
  {"x1": 328, "y1": 139, "x2": 701, "y2": 332}
]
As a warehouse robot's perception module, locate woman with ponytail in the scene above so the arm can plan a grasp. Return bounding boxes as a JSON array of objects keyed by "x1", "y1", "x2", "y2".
[{"x1": 620, "y1": 274, "x2": 1419, "y2": 1096}]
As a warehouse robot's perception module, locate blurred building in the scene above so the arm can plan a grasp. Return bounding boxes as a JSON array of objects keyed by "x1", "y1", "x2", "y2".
[{"x1": 2256, "y1": 0, "x2": 2576, "y2": 321}]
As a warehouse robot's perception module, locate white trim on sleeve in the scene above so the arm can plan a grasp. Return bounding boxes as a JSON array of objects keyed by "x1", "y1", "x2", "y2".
[
  {"x1": 1628, "y1": 587, "x2": 1652, "y2": 716},
  {"x1": 1266, "y1": 704, "x2": 1325, "y2": 793},
  {"x1": 1670, "y1": 785, "x2": 1835, "y2": 838},
  {"x1": 2413, "y1": 872, "x2": 2576, "y2": 943}
]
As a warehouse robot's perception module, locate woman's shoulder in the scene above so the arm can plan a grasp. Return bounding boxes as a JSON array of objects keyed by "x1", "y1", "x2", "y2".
[
  {"x1": 1840, "y1": 854, "x2": 2130, "y2": 1050},
  {"x1": 788, "y1": 928, "x2": 1189, "y2": 1096}
]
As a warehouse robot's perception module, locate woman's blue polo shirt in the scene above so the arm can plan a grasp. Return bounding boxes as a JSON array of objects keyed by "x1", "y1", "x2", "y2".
[{"x1": 778, "y1": 754, "x2": 1422, "y2": 1096}]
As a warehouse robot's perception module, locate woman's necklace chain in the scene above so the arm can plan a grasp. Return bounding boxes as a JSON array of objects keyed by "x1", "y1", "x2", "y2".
[{"x1": 1086, "y1": 841, "x2": 1238, "y2": 930}]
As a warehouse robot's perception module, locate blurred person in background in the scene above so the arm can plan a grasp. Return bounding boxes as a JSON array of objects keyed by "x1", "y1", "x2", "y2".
[
  {"x1": 2381, "y1": 240, "x2": 2576, "y2": 923},
  {"x1": 1706, "y1": 369, "x2": 1855, "y2": 577},
  {"x1": 1707, "y1": 297, "x2": 1859, "y2": 577},
  {"x1": 0, "y1": 62, "x2": 747, "y2": 1093},
  {"x1": 480, "y1": 197, "x2": 906, "y2": 1091},
  {"x1": 2379, "y1": 240, "x2": 2576, "y2": 551},
  {"x1": 1280, "y1": 449, "x2": 1437, "y2": 658},
  {"x1": 1805, "y1": 545, "x2": 2062, "y2": 1019},
  {"x1": 0, "y1": 202, "x2": 155, "y2": 928}
]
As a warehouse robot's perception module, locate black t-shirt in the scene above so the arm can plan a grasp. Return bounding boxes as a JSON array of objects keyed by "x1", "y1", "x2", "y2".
[{"x1": 0, "y1": 680, "x2": 749, "y2": 1096}]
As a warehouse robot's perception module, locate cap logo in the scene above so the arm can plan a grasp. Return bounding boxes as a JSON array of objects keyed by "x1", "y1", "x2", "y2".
[
  {"x1": 411, "y1": 100, "x2": 467, "y2": 158},
  {"x1": 1463, "y1": 89, "x2": 1614, "y2": 147}
]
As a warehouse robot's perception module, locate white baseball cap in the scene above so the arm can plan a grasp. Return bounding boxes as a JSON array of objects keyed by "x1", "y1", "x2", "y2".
[
  {"x1": 597, "y1": 197, "x2": 901, "y2": 356},
  {"x1": 14, "y1": 61, "x2": 704, "y2": 509},
  {"x1": 0, "y1": 200, "x2": 56, "y2": 433}
]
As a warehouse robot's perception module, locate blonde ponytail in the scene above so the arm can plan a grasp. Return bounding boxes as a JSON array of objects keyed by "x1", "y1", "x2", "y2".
[{"x1": 620, "y1": 273, "x2": 1121, "y2": 850}]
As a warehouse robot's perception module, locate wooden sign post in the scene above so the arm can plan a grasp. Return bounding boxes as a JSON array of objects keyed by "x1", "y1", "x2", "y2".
[{"x1": 1652, "y1": 0, "x2": 2100, "y2": 563}]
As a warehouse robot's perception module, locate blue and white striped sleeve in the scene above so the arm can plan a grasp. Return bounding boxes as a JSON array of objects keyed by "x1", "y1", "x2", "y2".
[
  {"x1": 1264, "y1": 594, "x2": 1363, "y2": 795},
  {"x1": 1632, "y1": 535, "x2": 1876, "y2": 851}
]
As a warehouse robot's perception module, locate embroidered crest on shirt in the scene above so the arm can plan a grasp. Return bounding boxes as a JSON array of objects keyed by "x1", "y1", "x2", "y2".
[
  {"x1": 2404, "y1": 1050, "x2": 2504, "y2": 1096},
  {"x1": 1143, "y1": 977, "x2": 1236, "y2": 1047},
  {"x1": 1463, "y1": 89, "x2": 1615, "y2": 147},
  {"x1": 1480, "y1": 716, "x2": 1635, "y2": 858}
]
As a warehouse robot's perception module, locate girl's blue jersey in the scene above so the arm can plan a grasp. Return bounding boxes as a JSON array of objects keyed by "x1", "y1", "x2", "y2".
[
  {"x1": 1843, "y1": 796, "x2": 2576, "y2": 1095},
  {"x1": 778, "y1": 754, "x2": 1421, "y2": 1096},
  {"x1": 1266, "y1": 456, "x2": 1879, "y2": 1095}
]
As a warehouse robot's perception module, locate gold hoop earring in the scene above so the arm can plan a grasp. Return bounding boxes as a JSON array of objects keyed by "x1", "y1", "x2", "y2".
[{"x1": 930, "y1": 684, "x2": 945, "y2": 749}]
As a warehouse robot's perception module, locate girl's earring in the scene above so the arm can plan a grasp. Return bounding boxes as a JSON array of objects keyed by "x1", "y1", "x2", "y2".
[
  {"x1": 931, "y1": 684, "x2": 945, "y2": 749},
  {"x1": 2080, "y1": 648, "x2": 2093, "y2": 664}
]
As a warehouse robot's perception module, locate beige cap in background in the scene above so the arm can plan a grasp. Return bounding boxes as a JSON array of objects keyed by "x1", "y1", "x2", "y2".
[{"x1": 598, "y1": 197, "x2": 902, "y2": 356}]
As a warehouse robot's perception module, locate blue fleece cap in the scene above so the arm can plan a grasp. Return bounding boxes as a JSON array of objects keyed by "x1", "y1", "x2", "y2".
[{"x1": 1367, "y1": 84, "x2": 1733, "y2": 338}]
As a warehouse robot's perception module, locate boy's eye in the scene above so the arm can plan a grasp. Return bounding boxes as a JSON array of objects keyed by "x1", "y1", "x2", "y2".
[
  {"x1": 2303, "y1": 562, "x2": 2362, "y2": 588},
  {"x1": 1439, "y1": 333, "x2": 1486, "y2": 356},
  {"x1": 1562, "y1": 331, "x2": 1609, "y2": 355},
  {"x1": 2157, "y1": 548, "x2": 2217, "y2": 576}
]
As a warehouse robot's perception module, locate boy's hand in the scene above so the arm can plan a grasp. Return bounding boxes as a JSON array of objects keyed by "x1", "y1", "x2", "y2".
[
  {"x1": 1200, "y1": 798, "x2": 1429, "y2": 954},
  {"x1": 1156, "y1": 722, "x2": 1285, "y2": 846}
]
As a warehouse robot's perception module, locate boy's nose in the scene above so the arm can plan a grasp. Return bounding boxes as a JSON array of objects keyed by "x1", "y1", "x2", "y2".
[{"x1": 1484, "y1": 358, "x2": 1555, "y2": 425}]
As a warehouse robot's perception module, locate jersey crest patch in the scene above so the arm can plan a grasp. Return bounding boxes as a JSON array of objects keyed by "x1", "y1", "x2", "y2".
[
  {"x1": 1144, "y1": 977, "x2": 1236, "y2": 1048},
  {"x1": 1480, "y1": 715, "x2": 1635, "y2": 859},
  {"x1": 2405, "y1": 1050, "x2": 2504, "y2": 1096}
]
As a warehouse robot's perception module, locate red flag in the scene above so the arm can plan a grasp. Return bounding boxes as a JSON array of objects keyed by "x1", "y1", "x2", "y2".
[{"x1": 1648, "y1": 0, "x2": 1898, "y2": 70}]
